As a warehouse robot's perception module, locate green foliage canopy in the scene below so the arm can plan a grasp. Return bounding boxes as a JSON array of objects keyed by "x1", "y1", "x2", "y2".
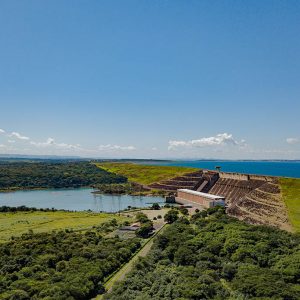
[
  {"x1": 0, "y1": 161, "x2": 127, "y2": 191},
  {"x1": 107, "y1": 207, "x2": 300, "y2": 300},
  {"x1": 0, "y1": 223, "x2": 141, "y2": 299}
]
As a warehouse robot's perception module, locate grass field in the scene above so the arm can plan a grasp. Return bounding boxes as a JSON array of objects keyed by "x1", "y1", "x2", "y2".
[
  {"x1": 0, "y1": 211, "x2": 129, "y2": 242},
  {"x1": 280, "y1": 177, "x2": 300, "y2": 232},
  {"x1": 96, "y1": 162, "x2": 198, "y2": 185}
]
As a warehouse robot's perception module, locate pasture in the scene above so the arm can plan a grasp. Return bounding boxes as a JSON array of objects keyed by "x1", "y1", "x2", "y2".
[
  {"x1": 0, "y1": 210, "x2": 129, "y2": 242},
  {"x1": 96, "y1": 162, "x2": 198, "y2": 185},
  {"x1": 280, "y1": 177, "x2": 300, "y2": 232}
]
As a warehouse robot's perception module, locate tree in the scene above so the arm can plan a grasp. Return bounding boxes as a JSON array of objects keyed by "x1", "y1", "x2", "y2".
[
  {"x1": 151, "y1": 203, "x2": 161, "y2": 210},
  {"x1": 180, "y1": 208, "x2": 189, "y2": 215},
  {"x1": 1, "y1": 289, "x2": 30, "y2": 300},
  {"x1": 164, "y1": 210, "x2": 179, "y2": 224},
  {"x1": 135, "y1": 212, "x2": 150, "y2": 224},
  {"x1": 136, "y1": 222, "x2": 153, "y2": 238}
]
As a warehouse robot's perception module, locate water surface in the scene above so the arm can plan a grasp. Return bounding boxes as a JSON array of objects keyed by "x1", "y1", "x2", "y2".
[
  {"x1": 0, "y1": 188, "x2": 165, "y2": 212},
  {"x1": 154, "y1": 160, "x2": 300, "y2": 178}
]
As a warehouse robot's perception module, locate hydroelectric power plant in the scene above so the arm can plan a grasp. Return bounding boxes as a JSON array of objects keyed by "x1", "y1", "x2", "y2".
[{"x1": 150, "y1": 170, "x2": 290, "y2": 231}]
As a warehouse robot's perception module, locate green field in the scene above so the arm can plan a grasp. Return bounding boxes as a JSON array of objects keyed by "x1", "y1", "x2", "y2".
[
  {"x1": 96, "y1": 162, "x2": 198, "y2": 185},
  {"x1": 280, "y1": 177, "x2": 300, "y2": 232},
  {"x1": 0, "y1": 211, "x2": 129, "y2": 242}
]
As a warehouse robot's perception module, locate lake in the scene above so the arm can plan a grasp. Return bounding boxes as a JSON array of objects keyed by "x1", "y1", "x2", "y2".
[
  {"x1": 0, "y1": 188, "x2": 165, "y2": 212},
  {"x1": 154, "y1": 160, "x2": 300, "y2": 178}
]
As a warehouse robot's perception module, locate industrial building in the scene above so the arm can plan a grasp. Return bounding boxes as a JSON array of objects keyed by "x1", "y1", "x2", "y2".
[{"x1": 176, "y1": 189, "x2": 225, "y2": 208}]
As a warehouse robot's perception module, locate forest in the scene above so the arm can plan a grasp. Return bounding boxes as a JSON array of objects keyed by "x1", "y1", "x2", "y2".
[
  {"x1": 0, "y1": 161, "x2": 127, "y2": 191},
  {"x1": 106, "y1": 207, "x2": 300, "y2": 300},
  {"x1": 0, "y1": 219, "x2": 141, "y2": 299}
]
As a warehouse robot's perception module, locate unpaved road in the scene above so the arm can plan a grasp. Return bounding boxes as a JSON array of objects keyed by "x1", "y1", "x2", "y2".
[{"x1": 94, "y1": 223, "x2": 167, "y2": 300}]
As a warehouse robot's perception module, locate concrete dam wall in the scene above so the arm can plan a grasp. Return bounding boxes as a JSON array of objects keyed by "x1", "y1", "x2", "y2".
[{"x1": 149, "y1": 169, "x2": 292, "y2": 231}]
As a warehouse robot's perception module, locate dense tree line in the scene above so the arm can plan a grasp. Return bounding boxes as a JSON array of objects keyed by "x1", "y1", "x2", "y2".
[
  {"x1": 107, "y1": 207, "x2": 300, "y2": 300},
  {"x1": 0, "y1": 220, "x2": 141, "y2": 299},
  {"x1": 0, "y1": 162, "x2": 127, "y2": 191},
  {"x1": 0, "y1": 206, "x2": 71, "y2": 213}
]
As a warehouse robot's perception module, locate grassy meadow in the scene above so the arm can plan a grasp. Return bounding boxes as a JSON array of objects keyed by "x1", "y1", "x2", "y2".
[
  {"x1": 280, "y1": 177, "x2": 300, "y2": 232},
  {"x1": 0, "y1": 211, "x2": 129, "y2": 242},
  {"x1": 96, "y1": 162, "x2": 198, "y2": 185}
]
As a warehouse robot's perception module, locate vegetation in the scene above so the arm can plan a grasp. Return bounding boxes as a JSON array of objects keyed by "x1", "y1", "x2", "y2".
[
  {"x1": 280, "y1": 177, "x2": 300, "y2": 232},
  {"x1": 96, "y1": 162, "x2": 197, "y2": 185},
  {"x1": 135, "y1": 212, "x2": 153, "y2": 238},
  {"x1": 93, "y1": 182, "x2": 149, "y2": 195},
  {"x1": 0, "y1": 210, "x2": 129, "y2": 243},
  {"x1": 164, "y1": 209, "x2": 179, "y2": 223},
  {"x1": 179, "y1": 207, "x2": 189, "y2": 215},
  {"x1": 151, "y1": 203, "x2": 161, "y2": 210},
  {"x1": 107, "y1": 207, "x2": 300, "y2": 300},
  {"x1": 0, "y1": 220, "x2": 141, "y2": 299},
  {"x1": 0, "y1": 206, "x2": 68, "y2": 213},
  {"x1": 0, "y1": 161, "x2": 127, "y2": 191}
]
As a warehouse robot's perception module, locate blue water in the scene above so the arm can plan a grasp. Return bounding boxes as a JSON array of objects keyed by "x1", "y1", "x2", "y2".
[
  {"x1": 155, "y1": 160, "x2": 300, "y2": 178},
  {"x1": 0, "y1": 188, "x2": 165, "y2": 212}
]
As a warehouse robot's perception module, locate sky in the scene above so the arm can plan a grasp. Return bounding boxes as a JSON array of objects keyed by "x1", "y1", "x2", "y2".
[{"x1": 0, "y1": 0, "x2": 299, "y2": 159}]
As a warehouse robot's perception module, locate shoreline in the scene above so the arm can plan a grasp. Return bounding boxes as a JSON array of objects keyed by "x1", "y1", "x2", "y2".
[{"x1": 0, "y1": 186, "x2": 93, "y2": 193}]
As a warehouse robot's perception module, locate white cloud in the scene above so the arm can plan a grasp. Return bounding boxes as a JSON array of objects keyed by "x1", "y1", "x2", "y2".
[
  {"x1": 0, "y1": 127, "x2": 138, "y2": 156},
  {"x1": 10, "y1": 132, "x2": 30, "y2": 140},
  {"x1": 152, "y1": 147, "x2": 158, "y2": 151},
  {"x1": 286, "y1": 138, "x2": 299, "y2": 145},
  {"x1": 98, "y1": 144, "x2": 136, "y2": 151},
  {"x1": 31, "y1": 138, "x2": 80, "y2": 150},
  {"x1": 30, "y1": 138, "x2": 55, "y2": 147},
  {"x1": 168, "y1": 133, "x2": 244, "y2": 150}
]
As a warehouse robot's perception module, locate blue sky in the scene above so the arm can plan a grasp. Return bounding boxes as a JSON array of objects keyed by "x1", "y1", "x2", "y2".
[{"x1": 0, "y1": 0, "x2": 299, "y2": 159}]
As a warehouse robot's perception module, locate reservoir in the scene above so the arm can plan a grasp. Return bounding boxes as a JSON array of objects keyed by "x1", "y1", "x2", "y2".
[
  {"x1": 154, "y1": 160, "x2": 300, "y2": 178},
  {"x1": 0, "y1": 188, "x2": 165, "y2": 212}
]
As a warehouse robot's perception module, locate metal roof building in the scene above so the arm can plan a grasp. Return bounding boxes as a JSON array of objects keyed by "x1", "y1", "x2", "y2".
[{"x1": 176, "y1": 189, "x2": 225, "y2": 208}]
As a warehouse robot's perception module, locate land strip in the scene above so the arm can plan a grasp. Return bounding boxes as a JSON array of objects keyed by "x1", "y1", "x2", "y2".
[{"x1": 95, "y1": 222, "x2": 167, "y2": 300}]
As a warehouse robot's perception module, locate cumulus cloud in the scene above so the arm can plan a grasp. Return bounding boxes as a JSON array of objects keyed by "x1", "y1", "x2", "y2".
[
  {"x1": 10, "y1": 132, "x2": 30, "y2": 140},
  {"x1": 31, "y1": 138, "x2": 80, "y2": 150},
  {"x1": 30, "y1": 138, "x2": 55, "y2": 147},
  {"x1": 0, "y1": 127, "x2": 140, "y2": 157},
  {"x1": 98, "y1": 144, "x2": 136, "y2": 151},
  {"x1": 286, "y1": 138, "x2": 299, "y2": 145},
  {"x1": 168, "y1": 133, "x2": 245, "y2": 150}
]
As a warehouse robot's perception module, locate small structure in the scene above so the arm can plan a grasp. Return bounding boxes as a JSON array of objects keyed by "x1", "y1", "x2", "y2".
[
  {"x1": 165, "y1": 195, "x2": 176, "y2": 203},
  {"x1": 176, "y1": 189, "x2": 225, "y2": 208},
  {"x1": 119, "y1": 226, "x2": 139, "y2": 231},
  {"x1": 119, "y1": 222, "x2": 141, "y2": 231},
  {"x1": 215, "y1": 166, "x2": 221, "y2": 172}
]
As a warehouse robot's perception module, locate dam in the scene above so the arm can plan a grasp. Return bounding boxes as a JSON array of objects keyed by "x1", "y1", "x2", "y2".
[{"x1": 150, "y1": 170, "x2": 291, "y2": 231}]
